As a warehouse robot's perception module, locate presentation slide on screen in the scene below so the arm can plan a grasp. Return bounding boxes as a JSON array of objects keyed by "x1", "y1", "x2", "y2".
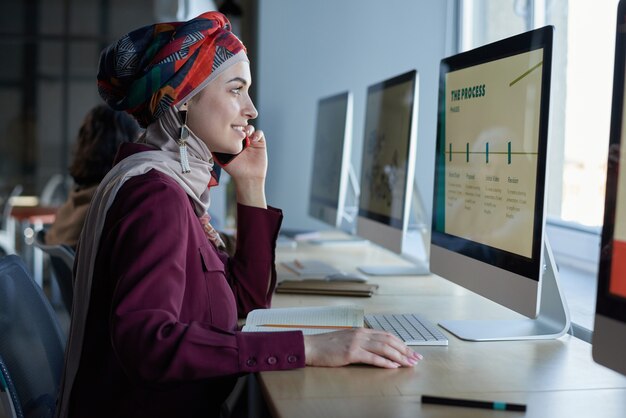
[
  {"x1": 442, "y1": 49, "x2": 543, "y2": 258},
  {"x1": 609, "y1": 75, "x2": 626, "y2": 299},
  {"x1": 360, "y1": 81, "x2": 413, "y2": 222}
]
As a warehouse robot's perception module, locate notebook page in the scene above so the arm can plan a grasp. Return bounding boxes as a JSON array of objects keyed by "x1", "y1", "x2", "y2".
[{"x1": 242, "y1": 305, "x2": 364, "y2": 335}]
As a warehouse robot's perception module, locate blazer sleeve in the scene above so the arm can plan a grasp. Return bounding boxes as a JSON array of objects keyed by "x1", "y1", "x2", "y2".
[
  {"x1": 225, "y1": 203, "x2": 283, "y2": 317},
  {"x1": 106, "y1": 173, "x2": 304, "y2": 383}
]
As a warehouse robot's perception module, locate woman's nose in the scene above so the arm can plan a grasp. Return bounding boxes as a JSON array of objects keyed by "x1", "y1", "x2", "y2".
[{"x1": 244, "y1": 96, "x2": 258, "y2": 120}]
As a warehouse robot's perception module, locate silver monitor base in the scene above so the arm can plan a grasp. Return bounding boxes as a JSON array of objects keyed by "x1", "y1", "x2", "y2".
[
  {"x1": 357, "y1": 263, "x2": 430, "y2": 276},
  {"x1": 439, "y1": 240, "x2": 570, "y2": 341},
  {"x1": 308, "y1": 237, "x2": 369, "y2": 246}
]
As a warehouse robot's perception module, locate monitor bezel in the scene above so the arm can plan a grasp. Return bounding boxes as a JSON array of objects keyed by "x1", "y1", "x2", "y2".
[
  {"x1": 596, "y1": 0, "x2": 626, "y2": 326},
  {"x1": 356, "y1": 70, "x2": 418, "y2": 254},
  {"x1": 308, "y1": 91, "x2": 354, "y2": 228},
  {"x1": 593, "y1": 0, "x2": 626, "y2": 376},
  {"x1": 431, "y1": 26, "x2": 553, "y2": 283}
]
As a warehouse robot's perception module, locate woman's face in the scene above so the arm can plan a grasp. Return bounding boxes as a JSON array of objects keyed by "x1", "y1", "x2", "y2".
[{"x1": 187, "y1": 61, "x2": 258, "y2": 154}]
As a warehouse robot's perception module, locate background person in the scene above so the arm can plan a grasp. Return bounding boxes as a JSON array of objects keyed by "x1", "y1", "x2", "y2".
[{"x1": 45, "y1": 105, "x2": 140, "y2": 248}]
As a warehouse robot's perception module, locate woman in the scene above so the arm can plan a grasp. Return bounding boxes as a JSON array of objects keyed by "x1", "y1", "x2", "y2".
[
  {"x1": 56, "y1": 12, "x2": 421, "y2": 418},
  {"x1": 45, "y1": 105, "x2": 140, "y2": 249}
]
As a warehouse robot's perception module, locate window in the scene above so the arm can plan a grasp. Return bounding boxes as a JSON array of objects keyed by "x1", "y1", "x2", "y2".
[
  {"x1": 458, "y1": 0, "x2": 620, "y2": 335},
  {"x1": 0, "y1": 0, "x2": 157, "y2": 198},
  {"x1": 0, "y1": 0, "x2": 250, "y2": 229},
  {"x1": 459, "y1": 0, "x2": 618, "y2": 227}
]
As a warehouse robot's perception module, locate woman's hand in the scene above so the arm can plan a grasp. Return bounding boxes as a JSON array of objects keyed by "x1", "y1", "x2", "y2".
[
  {"x1": 223, "y1": 125, "x2": 267, "y2": 182},
  {"x1": 303, "y1": 328, "x2": 423, "y2": 368},
  {"x1": 223, "y1": 125, "x2": 267, "y2": 208}
]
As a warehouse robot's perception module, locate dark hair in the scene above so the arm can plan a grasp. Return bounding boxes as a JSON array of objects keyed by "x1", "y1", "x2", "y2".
[{"x1": 69, "y1": 105, "x2": 140, "y2": 187}]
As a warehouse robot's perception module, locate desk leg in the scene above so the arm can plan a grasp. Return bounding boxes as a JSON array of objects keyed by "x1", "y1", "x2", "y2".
[
  {"x1": 4, "y1": 217, "x2": 17, "y2": 253},
  {"x1": 18, "y1": 218, "x2": 43, "y2": 288},
  {"x1": 32, "y1": 219, "x2": 44, "y2": 288},
  {"x1": 7, "y1": 217, "x2": 16, "y2": 248}
]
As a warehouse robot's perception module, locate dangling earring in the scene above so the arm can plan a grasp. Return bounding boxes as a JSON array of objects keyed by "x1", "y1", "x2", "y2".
[{"x1": 178, "y1": 102, "x2": 192, "y2": 174}]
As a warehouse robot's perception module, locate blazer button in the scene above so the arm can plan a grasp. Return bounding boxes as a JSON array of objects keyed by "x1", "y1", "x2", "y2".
[
  {"x1": 287, "y1": 355, "x2": 297, "y2": 364},
  {"x1": 246, "y1": 358, "x2": 257, "y2": 367},
  {"x1": 267, "y1": 356, "x2": 277, "y2": 365}
]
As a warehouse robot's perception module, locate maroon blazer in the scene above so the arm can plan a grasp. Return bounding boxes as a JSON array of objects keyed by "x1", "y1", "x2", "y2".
[{"x1": 68, "y1": 144, "x2": 304, "y2": 418}]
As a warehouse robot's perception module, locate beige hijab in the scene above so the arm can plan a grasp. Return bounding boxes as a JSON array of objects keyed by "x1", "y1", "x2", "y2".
[{"x1": 55, "y1": 105, "x2": 218, "y2": 418}]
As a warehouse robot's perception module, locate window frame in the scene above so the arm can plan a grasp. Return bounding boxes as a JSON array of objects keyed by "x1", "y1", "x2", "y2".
[{"x1": 455, "y1": 0, "x2": 604, "y2": 339}]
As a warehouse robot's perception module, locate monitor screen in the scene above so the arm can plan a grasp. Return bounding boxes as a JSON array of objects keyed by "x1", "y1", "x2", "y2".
[
  {"x1": 593, "y1": 0, "x2": 626, "y2": 376},
  {"x1": 433, "y1": 41, "x2": 547, "y2": 281},
  {"x1": 356, "y1": 70, "x2": 418, "y2": 256},
  {"x1": 308, "y1": 92, "x2": 353, "y2": 228},
  {"x1": 431, "y1": 27, "x2": 560, "y2": 336}
]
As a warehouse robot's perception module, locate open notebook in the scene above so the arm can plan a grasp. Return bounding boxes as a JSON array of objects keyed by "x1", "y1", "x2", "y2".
[{"x1": 242, "y1": 305, "x2": 364, "y2": 335}]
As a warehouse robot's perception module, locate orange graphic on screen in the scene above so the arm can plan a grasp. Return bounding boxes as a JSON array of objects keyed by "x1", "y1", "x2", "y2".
[{"x1": 610, "y1": 240, "x2": 626, "y2": 298}]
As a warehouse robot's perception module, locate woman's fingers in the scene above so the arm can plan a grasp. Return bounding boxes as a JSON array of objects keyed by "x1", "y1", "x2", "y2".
[
  {"x1": 245, "y1": 124, "x2": 265, "y2": 145},
  {"x1": 374, "y1": 330, "x2": 423, "y2": 361},
  {"x1": 250, "y1": 129, "x2": 265, "y2": 145},
  {"x1": 354, "y1": 330, "x2": 422, "y2": 367},
  {"x1": 352, "y1": 348, "x2": 402, "y2": 369}
]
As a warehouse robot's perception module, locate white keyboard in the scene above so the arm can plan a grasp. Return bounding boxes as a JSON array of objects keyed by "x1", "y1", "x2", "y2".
[
  {"x1": 281, "y1": 259, "x2": 342, "y2": 277},
  {"x1": 365, "y1": 313, "x2": 448, "y2": 346}
]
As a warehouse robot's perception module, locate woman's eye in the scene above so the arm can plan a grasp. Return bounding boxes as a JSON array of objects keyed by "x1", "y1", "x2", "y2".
[{"x1": 231, "y1": 87, "x2": 242, "y2": 95}]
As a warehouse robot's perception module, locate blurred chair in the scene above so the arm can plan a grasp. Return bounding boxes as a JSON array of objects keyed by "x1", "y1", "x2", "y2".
[
  {"x1": 0, "y1": 185, "x2": 23, "y2": 257},
  {"x1": 0, "y1": 355, "x2": 21, "y2": 418},
  {"x1": 33, "y1": 230, "x2": 74, "y2": 314},
  {"x1": 39, "y1": 174, "x2": 69, "y2": 207},
  {"x1": 0, "y1": 255, "x2": 66, "y2": 418}
]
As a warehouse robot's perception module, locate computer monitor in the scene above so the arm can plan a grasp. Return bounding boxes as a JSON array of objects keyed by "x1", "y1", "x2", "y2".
[
  {"x1": 356, "y1": 70, "x2": 429, "y2": 276},
  {"x1": 593, "y1": 0, "x2": 626, "y2": 377},
  {"x1": 430, "y1": 26, "x2": 570, "y2": 341},
  {"x1": 308, "y1": 91, "x2": 354, "y2": 229}
]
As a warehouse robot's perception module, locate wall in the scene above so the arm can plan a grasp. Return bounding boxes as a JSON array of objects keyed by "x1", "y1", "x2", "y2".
[{"x1": 256, "y1": 0, "x2": 452, "y2": 232}]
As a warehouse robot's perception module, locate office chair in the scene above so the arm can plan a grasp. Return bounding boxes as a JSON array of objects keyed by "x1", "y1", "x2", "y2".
[
  {"x1": 0, "y1": 355, "x2": 21, "y2": 418},
  {"x1": 0, "y1": 255, "x2": 66, "y2": 418},
  {"x1": 33, "y1": 230, "x2": 74, "y2": 314},
  {"x1": 39, "y1": 175, "x2": 68, "y2": 207},
  {"x1": 0, "y1": 185, "x2": 23, "y2": 257}
]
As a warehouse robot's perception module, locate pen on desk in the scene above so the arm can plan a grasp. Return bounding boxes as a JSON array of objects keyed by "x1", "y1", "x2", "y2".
[
  {"x1": 259, "y1": 324, "x2": 355, "y2": 330},
  {"x1": 293, "y1": 259, "x2": 304, "y2": 269},
  {"x1": 421, "y1": 395, "x2": 527, "y2": 412}
]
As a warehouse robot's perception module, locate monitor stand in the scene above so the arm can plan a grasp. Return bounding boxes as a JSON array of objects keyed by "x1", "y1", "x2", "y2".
[
  {"x1": 357, "y1": 226, "x2": 431, "y2": 276},
  {"x1": 438, "y1": 239, "x2": 571, "y2": 341},
  {"x1": 308, "y1": 236, "x2": 369, "y2": 246},
  {"x1": 357, "y1": 228, "x2": 430, "y2": 276},
  {"x1": 311, "y1": 164, "x2": 364, "y2": 247},
  {"x1": 357, "y1": 262, "x2": 430, "y2": 276}
]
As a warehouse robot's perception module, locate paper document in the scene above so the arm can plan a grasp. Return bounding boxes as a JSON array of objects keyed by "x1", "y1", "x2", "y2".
[
  {"x1": 242, "y1": 305, "x2": 364, "y2": 335},
  {"x1": 281, "y1": 260, "x2": 342, "y2": 277}
]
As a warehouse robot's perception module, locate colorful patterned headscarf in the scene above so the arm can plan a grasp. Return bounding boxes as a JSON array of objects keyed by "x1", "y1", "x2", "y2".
[{"x1": 97, "y1": 11, "x2": 247, "y2": 127}]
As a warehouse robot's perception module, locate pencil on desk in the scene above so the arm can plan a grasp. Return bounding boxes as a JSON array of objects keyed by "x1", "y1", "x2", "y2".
[
  {"x1": 421, "y1": 395, "x2": 527, "y2": 412},
  {"x1": 259, "y1": 324, "x2": 355, "y2": 329}
]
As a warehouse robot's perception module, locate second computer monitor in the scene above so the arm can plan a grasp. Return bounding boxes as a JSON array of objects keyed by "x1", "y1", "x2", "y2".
[
  {"x1": 356, "y1": 70, "x2": 420, "y2": 270},
  {"x1": 308, "y1": 91, "x2": 353, "y2": 228}
]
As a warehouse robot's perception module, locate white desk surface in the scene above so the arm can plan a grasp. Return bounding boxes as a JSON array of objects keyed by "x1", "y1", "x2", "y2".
[{"x1": 258, "y1": 235, "x2": 626, "y2": 418}]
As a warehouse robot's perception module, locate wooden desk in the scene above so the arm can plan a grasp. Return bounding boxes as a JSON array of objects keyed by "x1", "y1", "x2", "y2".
[
  {"x1": 10, "y1": 205, "x2": 58, "y2": 225},
  {"x1": 258, "y1": 238, "x2": 626, "y2": 418}
]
